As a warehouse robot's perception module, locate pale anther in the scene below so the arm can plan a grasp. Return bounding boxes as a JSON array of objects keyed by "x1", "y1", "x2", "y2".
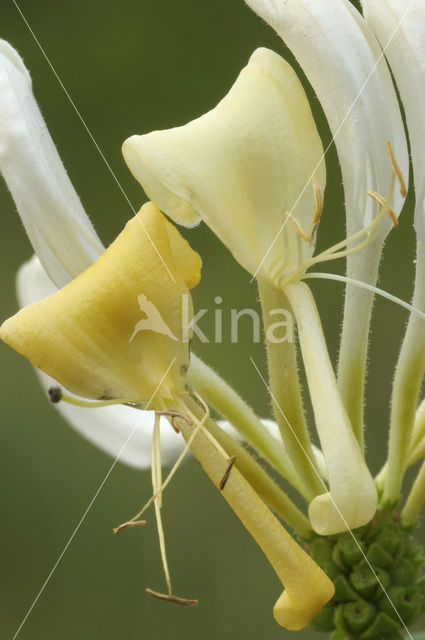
[
  {"x1": 386, "y1": 140, "x2": 407, "y2": 198},
  {"x1": 367, "y1": 190, "x2": 398, "y2": 228},
  {"x1": 283, "y1": 211, "x2": 312, "y2": 242}
]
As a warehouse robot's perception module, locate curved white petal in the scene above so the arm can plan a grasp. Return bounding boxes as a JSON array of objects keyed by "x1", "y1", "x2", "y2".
[
  {"x1": 123, "y1": 47, "x2": 325, "y2": 286},
  {"x1": 15, "y1": 255, "x2": 185, "y2": 468},
  {"x1": 362, "y1": 1, "x2": 425, "y2": 504},
  {"x1": 0, "y1": 40, "x2": 103, "y2": 288},
  {"x1": 244, "y1": 0, "x2": 408, "y2": 230},
  {"x1": 361, "y1": 0, "x2": 425, "y2": 238}
]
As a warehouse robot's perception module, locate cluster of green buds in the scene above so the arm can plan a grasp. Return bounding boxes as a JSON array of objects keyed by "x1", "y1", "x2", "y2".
[{"x1": 310, "y1": 512, "x2": 425, "y2": 639}]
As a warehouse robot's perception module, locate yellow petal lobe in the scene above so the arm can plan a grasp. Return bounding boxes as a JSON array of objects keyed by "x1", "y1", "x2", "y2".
[{"x1": 0, "y1": 202, "x2": 201, "y2": 406}]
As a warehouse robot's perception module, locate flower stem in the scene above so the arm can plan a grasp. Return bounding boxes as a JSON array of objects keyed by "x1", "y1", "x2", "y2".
[
  {"x1": 384, "y1": 239, "x2": 425, "y2": 506},
  {"x1": 409, "y1": 397, "x2": 425, "y2": 464},
  {"x1": 257, "y1": 279, "x2": 323, "y2": 499},
  {"x1": 283, "y1": 281, "x2": 377, "y2": 534},
  {"x1": 401, "y1": 458, "x2": 425, "y2": 526},
  {"x1": 337, "y1": 240, "x2": 383, "y2": 450},
  {"x1": 188, "y1": 353, "x2": 312, "y2": 499},
  {"x1": 184, "y1": 395, "x2": 312, "y2": 538}
]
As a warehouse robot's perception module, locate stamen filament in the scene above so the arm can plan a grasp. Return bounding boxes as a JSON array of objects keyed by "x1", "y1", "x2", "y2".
[
  {"x1": 151, "y1": 412, "x2": 171, "y2": 594},
  {"x1": 303, "y1": 173, "x2": 395, "y2": 269},
  {"x1": 302, "y1": 273, "x2": 425, "y2": 321}
]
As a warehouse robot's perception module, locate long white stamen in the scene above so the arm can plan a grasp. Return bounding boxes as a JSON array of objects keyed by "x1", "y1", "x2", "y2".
[{"x1": 302, "y1": 272, "x2": 425, "y2": 322}]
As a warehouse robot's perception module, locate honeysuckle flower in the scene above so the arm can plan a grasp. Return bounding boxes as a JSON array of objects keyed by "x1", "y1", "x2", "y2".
[
  {"x1": 361, "y1": 0, "x2": 425, "y2": 511},
  {"x1": 123, "y1": 45, "x2": 378, "y2": 536},
  {"x1": 0, "y1": 201, "x2": 201, "y2": 405},
  {"x1": 16, "y1": 254, "x2": 184, "y2": 467},
  {"x1": 0, "y1": 40, "x2": 337, "y2": 630},
  {"x1": 244, "y1": 0, "x2": 409, "y2": 449},
  {"x1": 2, "y1": 6, "x2": 425, "y2": 632},
  {"x1": 123, "y1": 47, "x2": 326, "y2": 289},
  {"x1": 0, "y1": 39, "x2": 186, "y2": 467}
]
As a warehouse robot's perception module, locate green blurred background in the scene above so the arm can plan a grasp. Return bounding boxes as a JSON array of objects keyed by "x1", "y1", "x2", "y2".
[{"x1": 0, "y1": 1, "x2": 423, "y2": 638}]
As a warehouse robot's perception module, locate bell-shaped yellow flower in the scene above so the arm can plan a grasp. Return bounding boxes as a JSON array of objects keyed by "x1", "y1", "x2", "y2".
[
  {"x1": 122, "y1": 47, "x2": 325, "y2": 287},
  {"x1": 0, "y1": 202, "x2": 201, "y2": 406}
]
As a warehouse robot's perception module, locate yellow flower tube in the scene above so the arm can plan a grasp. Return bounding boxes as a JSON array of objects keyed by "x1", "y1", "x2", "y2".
[
  {"x1": 176, "y1": 407, "x2": 335, "y2": 630},
  {"x1": 0, "y1": 202, "x2": 201, "y2": 406}
]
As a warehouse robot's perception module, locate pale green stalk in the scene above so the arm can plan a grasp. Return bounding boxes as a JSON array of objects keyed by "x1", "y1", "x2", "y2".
[
  {"x1": 384, "y1": 240, "x2": 425, "y2": 505},
  {"x1": 184, "y1": 396, "x2": 311, "y2": 538},
  {"x1": 337, "y1": 240, "x2": 383, "y2": 450},
  {"x1": 257, "y1": 279, "x2": 322, "y2": 499},
  {"x1": 408, "y1": 396, "x2": 425, "y2": 465},
  {"x1": 401, "y1": 458, "x2": 425, "y2": 527},
  {"x1": 188, "y1": 353, "x2": 311, "y2": 499},
  {"x1": 283, "y1": 281, "x2": 377, "y2": 535},
  {"x1": 375, "y1": 392, "x2": 425, "y2": 491}
]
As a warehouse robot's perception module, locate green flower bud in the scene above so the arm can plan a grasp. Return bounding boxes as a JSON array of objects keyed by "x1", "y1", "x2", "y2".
[
  {"x1": 342, "y1": 600, "x2": 377, "y2": 635},
  {"x1": 333, "y1": 574, "x2": 359, "y2": 603},
  {"x1": 373, "y1": 525, "x2": 404, "y2": 556},
  {"x1": 366, "y1": 542, "x2": 393, "y2": 568},
  {"x1": 310, "y1": 537, "x2": 334, "y2": 566},
  {"x1": 405, "y1": 543, "x2": 425, "y2": 567},
  {"x1": 378, "y1": 585, "x2": 424, "y2": 625},
  {"x1": 337, "y1": 533, "x2": 365, "y2": 567},
  {"x1": 349, "y1": 564, "x2": 379, "y2": 599},
  {"x1": 360, "y1": 611, "x2": 401, "y2": 638},
  {"x1": 333, "y1": 543, "x2": 348, "y2": 570},
  {"x1": 321, "y1": 559, "x2": 341, "y2": 581},
  {"x1": 390, "y1": 558, "x2": 418, "y2": 586}
]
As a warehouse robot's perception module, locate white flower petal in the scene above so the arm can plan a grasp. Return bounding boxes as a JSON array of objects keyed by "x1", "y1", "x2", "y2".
[
  {"x1": 15, "y1": 255, "x2": 185, "y2": 468},
  {"x1": 244, "y1": 0, "x2": 408, "y2": 230},
  {"x1": 361, "y1": 0, "x2": 425, "y2": 238},
  {"x1": 0, "y1": 40, "x2": 103, "y2": 288},
  {"x1": 123, "y1": 47, "x2": 325, "y2": 286}
]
